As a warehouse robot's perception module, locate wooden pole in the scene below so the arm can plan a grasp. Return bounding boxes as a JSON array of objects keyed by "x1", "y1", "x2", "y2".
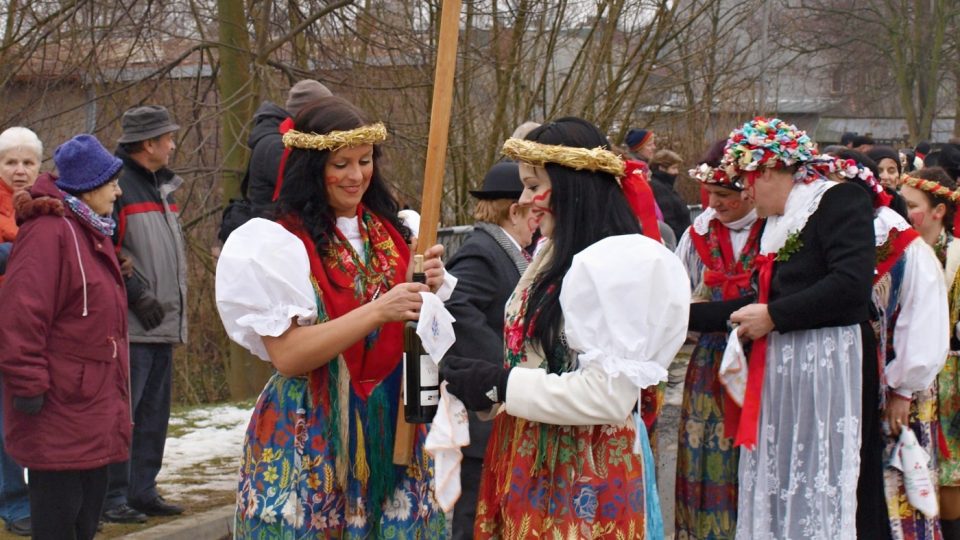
[
  {"x1": 415, "y1": 0, "x2": 463, "y2": 253},
  {"x1": 394, "y1": 0, "x2": 463, "y2": 466}
]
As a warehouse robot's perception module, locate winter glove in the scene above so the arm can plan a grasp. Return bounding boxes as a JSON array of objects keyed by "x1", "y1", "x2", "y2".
[
  {"x1": 13, "y1": 394, "x2": 43, "y2": 415},
  {"x1": 131, "y1": 294, "x2": 165, "y2": 331},
  {"x1": 440, "y1": 356, "x2": 511, "y2": 412}
]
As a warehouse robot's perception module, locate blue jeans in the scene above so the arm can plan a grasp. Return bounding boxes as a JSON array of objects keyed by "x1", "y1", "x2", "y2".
[
  {"x1": 0, "y1": 385, "x2": 30, "y2": 524},
  {"x1": 0, "y1": 243, "x2": 12, "y2": 275},
  {"x1": 105, "y1": 343, "x2": 173, "y2": 508}
]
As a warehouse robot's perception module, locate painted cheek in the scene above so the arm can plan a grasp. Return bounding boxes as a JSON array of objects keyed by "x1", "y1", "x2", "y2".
[
  {"x1": 325, "y1": 174, "x2": 340, "y2": 185},
  {"x1": 531, "y1": 189, "x2": 553, "y2": 214},
  {"x1": 908, "y1": 211, "x2": 925, "y2": 228}
]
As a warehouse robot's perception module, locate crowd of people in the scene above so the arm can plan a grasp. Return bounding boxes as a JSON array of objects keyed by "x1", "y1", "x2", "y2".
[{"x1": 2, "y1": 79, "x2": 960, "y2": 540}]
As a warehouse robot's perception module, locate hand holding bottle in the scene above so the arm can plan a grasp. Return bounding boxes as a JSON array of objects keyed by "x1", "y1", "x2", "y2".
[{"x1": 374, "y1": 281, "x2": 428, "y2": 323}]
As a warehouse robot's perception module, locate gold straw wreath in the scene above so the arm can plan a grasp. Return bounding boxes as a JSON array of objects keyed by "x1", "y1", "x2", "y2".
[
  {"x1": 502, "y1": 138, "x2": 625, "y2": 182},
  {"x1": 282, "y1": 122, "x2": 387, "y2": 152},
  {"x1": 902, "y1": 175, "x2": 960, "y2": 203}
]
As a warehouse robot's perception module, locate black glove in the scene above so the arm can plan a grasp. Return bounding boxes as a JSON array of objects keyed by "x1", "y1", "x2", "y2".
[
  {"x1": 440, "y1": 356, "x2": 511, "y2": 412},
  {"x1": 131, "y1": 293, "x2": 165, "y2": 331},
  {"x1": 13, "y1": 394, "x2": 43, "y2": 415}
]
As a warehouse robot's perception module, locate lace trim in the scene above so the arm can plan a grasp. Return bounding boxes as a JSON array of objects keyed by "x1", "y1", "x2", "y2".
[{"x1": 760, "y1": 180, "x2": 835, "y2": 255}]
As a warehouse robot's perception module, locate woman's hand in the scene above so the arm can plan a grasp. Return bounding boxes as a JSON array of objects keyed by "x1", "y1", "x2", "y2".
[
  {"x1": 883, "y1": 394, "x2": 911, "y2": 437},
  {"x1": 730, "y1": 303, "x2": 774, "y2": 341},
  {"x1": 421, "y1": 244, "x2": 446, "y2": 293},
  {"x1": 372, "y1": 281, "x2": 428, "y2": 323}
]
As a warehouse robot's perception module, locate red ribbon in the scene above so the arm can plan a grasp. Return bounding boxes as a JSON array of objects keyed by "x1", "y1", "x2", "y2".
[
  {"x1": 271, "y1": 117, "x2": 295, "y2": 202},
  {"x1": 621, "y1": 160, "x2": 662, "y2": 243},
  {"x1": 703, "y1": 270, "x2": 752, "y2": 302},
  {"x1": 732, "y1": 252, "x2": 775, "y2": 449}
]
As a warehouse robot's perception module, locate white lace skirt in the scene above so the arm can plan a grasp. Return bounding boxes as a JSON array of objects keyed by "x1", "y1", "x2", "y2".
[{"x1": 736, "y1": 325, "x2": 863, "y2": 540}]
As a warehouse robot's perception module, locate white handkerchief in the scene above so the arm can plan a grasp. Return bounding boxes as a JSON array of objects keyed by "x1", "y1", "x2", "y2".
[
  {"x1": 719, "y1": 327, "x2": 748, "y2": 406},
  {"x1": 889, "y1": 428, "x2": 939, "y2": 518},
  {"x1": 416, "y1": 292, "x2": 456, "y2": 364},
  {"x1": 424, "y1": 382, "x2": 470, "y2": 512}
]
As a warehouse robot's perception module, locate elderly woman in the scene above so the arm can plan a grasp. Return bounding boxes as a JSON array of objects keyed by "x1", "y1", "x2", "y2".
[
  {"x1": 0, "y1": 127, "x2": 42, "y2": 277},
  {"x1": 0, "y1": 134, "x2": 130, "y2": 540},
  {"x1": 216, "y1": 96, "x2": 450, "y2": 537}
]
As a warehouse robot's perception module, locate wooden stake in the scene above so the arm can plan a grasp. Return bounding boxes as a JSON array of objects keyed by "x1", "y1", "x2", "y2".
[{"x1": 393, "y1": 0, "x2": 463, "y2": 466}]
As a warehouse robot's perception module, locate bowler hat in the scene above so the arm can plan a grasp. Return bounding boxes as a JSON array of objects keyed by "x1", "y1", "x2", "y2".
[
  {"x1": 54, "y1": 134, "x2": 123, "y2": 193},
  {"x1": 118, "y1": 105, "x2": 180, "y2": 144},
  {"x1": 469, "y1": 161, "x2": 523, "y2": 200}
]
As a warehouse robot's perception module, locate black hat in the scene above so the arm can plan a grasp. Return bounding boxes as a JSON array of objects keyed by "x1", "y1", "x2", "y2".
[
  {"x1": 118, "y1": 105, "x2": 180, "y2": 144},
  {"x1": 469, "y1": 161, "x2": 523, "y2": 200}
]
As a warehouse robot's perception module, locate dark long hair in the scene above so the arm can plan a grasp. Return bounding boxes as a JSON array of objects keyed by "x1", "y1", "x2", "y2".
[
  {"x1": 521, "y1": 117, "x2": 641, "y2": 372},
  {"x1": 274, "y1": 96, "x2": 410, "y2": 251}
]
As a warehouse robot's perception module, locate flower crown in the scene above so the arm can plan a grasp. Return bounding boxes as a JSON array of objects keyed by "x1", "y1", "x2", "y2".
[
  {"x1": 808, "y1": 156, "x2": 884, "y2": 197},
  {"x1": 282, "y1": 122, "x2": 387, "y2": 152},
  {"x1": 902, "y1": 175, "x2": 960, "y2": 203},
  {"x1": 721, "y1": 117, "x2": 817, "y2": 183},
  {"x1": 501, "y1": 138, "x2": 625, "y2": 183},
  {"x1": 689, "y1": 163, "x2": 738, "y2": 190}
]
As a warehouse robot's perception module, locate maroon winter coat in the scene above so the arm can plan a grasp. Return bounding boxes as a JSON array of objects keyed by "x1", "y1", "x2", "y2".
[{"x1": 0, "y1": 174, "x2": 131, "y2": 470}]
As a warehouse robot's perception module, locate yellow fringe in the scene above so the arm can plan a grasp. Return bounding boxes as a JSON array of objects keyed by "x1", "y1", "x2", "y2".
[
  {"x1": 353, "y1": 409, "x2": 371, "y2": 489},
  {"x1": 336, "y1": 357, "x2": 350, "y2": 491}
]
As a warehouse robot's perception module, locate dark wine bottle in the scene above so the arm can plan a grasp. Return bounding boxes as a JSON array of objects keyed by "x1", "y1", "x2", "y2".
[{"x1": 403, "y1": 255, "x2": 439, "y2": 423}]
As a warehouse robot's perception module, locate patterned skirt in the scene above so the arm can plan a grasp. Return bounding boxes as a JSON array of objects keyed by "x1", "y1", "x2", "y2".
[
  {"x1": 674, "y1": 333, "x2": 738, "y2": 539},
  {"x1": 474, "y1": 411, "x2": 658, "y2": 539},
  {"x1": 234, "y1": 366, "x2": 446, "y2": 539},
  {"x1": 883, "y1": 387, "x2": 941, "y2": 540},
  {"x1": 939, "y1": 352, "x2": 960, "y2": 486}
]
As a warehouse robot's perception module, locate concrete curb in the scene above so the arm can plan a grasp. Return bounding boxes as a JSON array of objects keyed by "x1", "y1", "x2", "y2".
[{"x1": 120, "y1": 505, "x2": 234, "y2": 539}]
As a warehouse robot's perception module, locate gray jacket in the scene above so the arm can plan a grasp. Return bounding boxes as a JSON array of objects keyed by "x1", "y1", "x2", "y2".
[{"x1": 113, "y1": 148, "x2": 188, "y2": 343}]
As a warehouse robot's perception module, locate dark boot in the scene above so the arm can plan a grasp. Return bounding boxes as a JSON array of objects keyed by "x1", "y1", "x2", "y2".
[{"x1": 942, "y1": 518, "x2": 960, "y2": 540}]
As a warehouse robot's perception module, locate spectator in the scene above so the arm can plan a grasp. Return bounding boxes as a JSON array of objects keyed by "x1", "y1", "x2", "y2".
[
  {"x1": 624, "y1": 127, "x2": 656, "y2": 162},
  {"x1": 0, "y1": 134, "x2": 130, "y2": 540},
  {"x1": 246, "y1": 79, "x2": 332, "y2": 213},
  {"x1": 840, "y1": 131, "x2": 858, "y2": 148},
  {"x1": 852, "y1": 134, "x2": 875, "y2": 153},
  {"x1": 102, "y1": 105, "x2": 186, "y2": 524},
  {"x1": 648, "y1": 148, "x2": 692, "y2": 239},
  {"x1": 0, "y1": 126, "x2": 41, "y2": 537},
  {"x1": 443, "y1": 161, "x2": 533, "y2": 538}
]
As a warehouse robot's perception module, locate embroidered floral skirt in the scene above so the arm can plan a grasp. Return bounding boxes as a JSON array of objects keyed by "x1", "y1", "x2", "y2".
[
  {"x1": 674, "y1": 333, "x2": 738, "y2": 539},
  {"x1": 474, "y1": 412, "x2": 655, "y2": 539},
  {"x1": 883, "y1": 386, "x2": 941, "y2": 540},
  {"x1": 234, "y1": 367, "x2": 446, "y2": 539},
  {"x1": 939, "y1": 352, "x2": 960, "y2": 486}
]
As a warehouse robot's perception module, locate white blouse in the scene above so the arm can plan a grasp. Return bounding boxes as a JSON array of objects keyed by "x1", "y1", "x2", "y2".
[{"x1": 215, "y1": 217, "x2": 456, "y2": 363}]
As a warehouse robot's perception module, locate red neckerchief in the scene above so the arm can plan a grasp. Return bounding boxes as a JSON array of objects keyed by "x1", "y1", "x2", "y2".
[
  {"x1": 690, "y1": 216, "x2": 762, "y2": 438},
  {"x1": 874, "y1": 227, "x2": 919, "y2": 284},
  {"x1": 271, "y1": 117, "x2": 295, "y2": 202},
  {"x1": 732, "y1": 253, "x2": 775, "y2": 449},
  {"x1": 690, "y1": 217, "x2": 762, "y2": 301},
  {"x1": 279, "y1": 207, "x2": 410, "y2": 399}
]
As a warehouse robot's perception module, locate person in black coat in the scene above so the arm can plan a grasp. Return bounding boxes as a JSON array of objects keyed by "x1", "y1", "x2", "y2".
[
  {"x1": 649, "y1": 149, "x2": 692, "y2": 239},
  {"x1": 443, "y1": 161, "x2": 533, "y2": 539},
  {"x1": 690, "y1": 118, "x2": 882, "y2": 539}
]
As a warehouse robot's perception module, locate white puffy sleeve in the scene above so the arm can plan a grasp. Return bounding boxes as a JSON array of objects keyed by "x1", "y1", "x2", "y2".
[
  {"x1": 215, "y1": 218, "x2": 317, "y2": 362},
  {"x1": 886, "y1": 239, "x2": 949, "y2": 396},
  {"x1": 674, "y1": 226, "x2": 704, "y2": 295},
  {"x1": 503, "y1": 234, "x2": 691, "y2": 425}
]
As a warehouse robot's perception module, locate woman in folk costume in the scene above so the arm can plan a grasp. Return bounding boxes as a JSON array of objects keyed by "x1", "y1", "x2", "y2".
[
  {"x1": 899, "y1": 168, "x2": 960, "y2": 539},
  {"x1": 691, "y1": 118, "x2": 878, "y2": 538},
  {"x1": 215, "y1": 96, "x2": 451, "y2": 538},
  {"x1": 674, "y1": 139, "x2": 762, "y2": 539},
  {"x1": 440, "y1": 117, "x2": 690, "y2": 539},
  {"x1": 825, "y1": 153, "x2": 949, "y2": 539}
]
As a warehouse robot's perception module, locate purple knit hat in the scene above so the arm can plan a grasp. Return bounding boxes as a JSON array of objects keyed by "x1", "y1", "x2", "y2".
[{"x1": 54, "y1": 134, "x2": 123, "y2": 193}]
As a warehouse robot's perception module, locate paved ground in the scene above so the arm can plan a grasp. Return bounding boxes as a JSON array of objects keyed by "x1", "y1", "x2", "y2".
[{"x1": 657, "y1": 344, "x2": 693, "y2": 539}]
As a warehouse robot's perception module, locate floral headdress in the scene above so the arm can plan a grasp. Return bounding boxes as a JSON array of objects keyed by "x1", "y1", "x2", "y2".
[
  {"x1": 689, "y1": 163, "x2": 739, "y2": 190},
  {"x1": 501, "y1": 137, "x2": 625, "y2": 184},
  {"x1": 282, "y1": 122, "x2": 387, "y2": 152},
  {"x1": 816, "y1": 156, "x2": 890, "y2": 207},
  {"x1": 721, "y1": 117, "x2": 818, "y2": 187}
]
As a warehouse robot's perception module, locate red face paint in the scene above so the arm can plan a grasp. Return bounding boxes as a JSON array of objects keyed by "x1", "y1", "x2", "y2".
[
  {"x1": 326, "y1": 175, "x2": 340, "y2": 184},
  {"x1": 909, "y1": 210, "x2": 926, "y2": 228},
  {"x1": 530, "y1": 189, "x2": 553, "y2": 214}
]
